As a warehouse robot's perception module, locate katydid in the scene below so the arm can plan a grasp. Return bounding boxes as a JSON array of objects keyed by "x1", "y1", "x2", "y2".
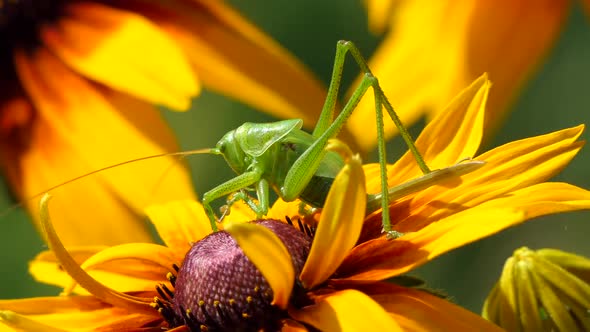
[
  {"x1": 18, "y1": 41, "x2": 484, "y2": 238},
  {"x1": 188, "y1": 40, "x2": 484, "y2": 238}
]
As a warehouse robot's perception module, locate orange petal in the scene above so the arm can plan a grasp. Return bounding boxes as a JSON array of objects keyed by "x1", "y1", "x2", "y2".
[
  {"x1": 300, "y1": 155, "x2": 365, "y2": 289},
  {"x1": 349, "y1": 0, "x2": 569, "y2": 152},
  {"x1": 0, "y1": 296, "x2": 159, "y2": 332},
  {"x1": 61, "y1": 243, "x2": 177, "y2": 295},
  {"x1": 225, "y1": 222, "x2": 294, "y2": 309},
  {"x1": 153, "y1": 1, "x2": 327, "y2": 126},
  {"x1": 339, "y1": 207, "x2": 524, "y2": 280},
  {"x1": 145, "y1": 200, "x2": 212, "y2": 256},
  {"x1": 14, "y1": 47, "x2": 197, "y2": 246},
  {"x1": 345, "y1": 181, "x2": 590, "y2": 281},
  {"x1": 289, "y1": 289, "x2": 402, "y2": 331},
  {"x1": 352, "y1": 282, "x2": 504, "y2": 331},
  {"x1": 42, "y1": 2, "x2": 198, "y2": 110},
  {"x1": 0, "y1": 297, "x2": 159, "y2": 331}
]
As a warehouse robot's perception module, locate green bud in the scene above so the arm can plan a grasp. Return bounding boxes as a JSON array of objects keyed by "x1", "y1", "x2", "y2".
[{"x1": 483, "y1": 247, "x2": 590, "y2": 331}]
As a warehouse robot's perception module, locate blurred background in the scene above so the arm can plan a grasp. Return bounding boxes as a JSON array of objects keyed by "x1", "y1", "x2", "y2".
[{"x1": 2, "y1": 0, "x2": 590, "y2": 315}]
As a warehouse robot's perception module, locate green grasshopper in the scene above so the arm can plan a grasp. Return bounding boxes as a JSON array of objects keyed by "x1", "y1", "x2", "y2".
[
  {"x1": 185, "y1": 40, "x2": 483, "y2": 238},
  {"x1": 21, "y1": 41, "x2": 483, "y2": 239}
]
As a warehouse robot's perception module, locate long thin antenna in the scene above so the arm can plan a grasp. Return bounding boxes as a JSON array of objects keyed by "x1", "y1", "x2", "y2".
[{"x1": 1, "y1": 148, "x2": 215, "y2": 218}]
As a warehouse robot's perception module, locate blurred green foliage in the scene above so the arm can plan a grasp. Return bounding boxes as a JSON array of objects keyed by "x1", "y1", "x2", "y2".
[{"x1": 1, "y1": 0, "x2": 590, "y2": 315}]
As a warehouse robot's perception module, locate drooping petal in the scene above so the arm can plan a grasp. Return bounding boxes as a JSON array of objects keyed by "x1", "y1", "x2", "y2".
[
  {"x1": 349, "y1": 0, "x2": 569, "y2": 152},
  {"x1": 225, "y1": 222, "x2": 294, "y2": 309},
  {"x1": 289, "y1": 289, "x2": 402, "y2": 331},
  {"x1": 38, "y1": 194, "x2": 155, "y2": 314},
  {"x1": 300, "y1": 154, "x2": 365, "y2": 289},
  {"x1": 149, "y1": 0, "x2": 327, "y2": 125},
  {"x1": 42, "y1": 2, "x2": 198, "y2": 110},
  {"x1": 145, "y1": 200, "x2": 212, "y2": 256},
  {"x1": 13, "y1": 47, "x2": 196, "y2": 245}
]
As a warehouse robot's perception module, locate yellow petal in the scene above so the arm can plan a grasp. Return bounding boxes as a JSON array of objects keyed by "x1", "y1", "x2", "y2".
[
  {"x1": 0, "y1": 310, "x2": 67, "y2": 332},
  {"x1": 393, "y1": 125, "x2": 585, "y2": 231},
  {"x1": 156, "y1": 1, "x2": 327, "y2": 126},
  {"x1": 14, "y1": 47, "x2": 197, "y2": 245},
  {"x1": 349, "y1": 0, "x2": 569, "y2": 152},
  {"x1": 339, "y1": 208, "x2": 524, "y2": 280},
  {"x1": 289, "y1": 289, "x2": 402, "y2": 331},
  {"x1": 358, "y1": 282, "x2": 504, "y2": 331},
  {"x1": 60, "y1": 243, "x2": 176, "y2": 295},
  {"x1": 371, "y1": 74, "x2": 489, "y2": 191},
  {"x1": 300, "y1": 155, "x2": 366, "y2": 289},
  {"x1": 145, "y1": 200, "x2": 212, "y2": 255},
  {"x1": 0, "y1": 296, "x2": 143, "y2": 332},
  {"x1": 364, "y1": 0, "x2": 398, "y2": 34},
  {"x1": 225, "y1": 222, "x2": 294, "y2": 309},
  {"x1": 38, "y1": 194, "x2": 155, "y2": 314},
  {"x1": 42, "y1": 2, "x2": 198, "y2": 110}
]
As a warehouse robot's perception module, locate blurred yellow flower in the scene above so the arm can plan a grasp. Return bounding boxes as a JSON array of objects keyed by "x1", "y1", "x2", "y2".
[
  {"x1": 0, "y1": 1, "x2": 325, "y2": 246},
  {"x1": 350, "y1": 0, "x2": 575, "y2": 152},
  {"x1": 483, "y1": 247, "x2": 590, "y2": 331}
]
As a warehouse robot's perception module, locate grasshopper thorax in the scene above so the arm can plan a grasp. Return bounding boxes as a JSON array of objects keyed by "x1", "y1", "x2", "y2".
[{"x1": 214, "y1": 119, "x2": 304, "y2": 175}]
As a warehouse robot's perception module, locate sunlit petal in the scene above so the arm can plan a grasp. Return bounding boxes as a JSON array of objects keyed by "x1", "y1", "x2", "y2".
[
  {"x1": 362, "y1": 282, "x2": 503, "y2": 331},
  {"x1": 300, "y1": 155, "x2": 365, "y2": 289},
  {"x1": 339, "y1": 208, "x2": 524, "y2": 280},
  {"x1": 42, "y1": 2, "x2": 198, "y2": 110},
  {"x1": 372, "y1": 74, "x2": 489, "y2": 190},
  {"x1": 289, "y1": 289, "x2": 402, "y2": 331},
  {"x1": 145, "y1": 200, "x2": 212, "y2": 255}
]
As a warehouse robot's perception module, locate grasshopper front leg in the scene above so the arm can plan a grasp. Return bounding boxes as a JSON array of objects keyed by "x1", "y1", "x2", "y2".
[{"x1": 202, "y1": 169, "x2": 267, "y2": 231}]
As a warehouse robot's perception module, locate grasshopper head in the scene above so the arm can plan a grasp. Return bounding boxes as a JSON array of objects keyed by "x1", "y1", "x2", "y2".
[{"x1": 214, "y1": 129, "x2": 250, "y2": 175}]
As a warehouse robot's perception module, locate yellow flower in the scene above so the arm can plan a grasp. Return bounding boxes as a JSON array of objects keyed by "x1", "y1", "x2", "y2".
[
  {"x1": 0, "y1": 1, "x2": 326, "y2": 246},
  {"x1": 483, "y1": 247, "x2": 590, "y2": 331},
  {"x1": 349, "y1": 0, "x2": 576, "y2": 152},
  {"x1": 2, "y1": 74, "x2": 589, "y2": 331},
  {"x1": 0, "y1": 157, "x2": 499, "y2": 331}
]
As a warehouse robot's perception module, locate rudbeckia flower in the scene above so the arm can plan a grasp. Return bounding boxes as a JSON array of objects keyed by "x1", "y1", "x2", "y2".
[
  {"x1": 483, "y1": 247, "x2": 590, "y2": 331},
  {"x1": 0, "y1": 156, "x2": 500, "y2": 331},
  {"x1": 2, "y1": 74, "x2": 589, "y2": 331},
  {"x1": 0, "y1": 1, "x2": 326, "y2": 246},
  {"x1": 350, "y1": 0, "x2": 575, "y2": 152}
]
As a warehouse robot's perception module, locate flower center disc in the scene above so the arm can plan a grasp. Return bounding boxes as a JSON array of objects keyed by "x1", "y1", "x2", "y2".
[{"x1": 170, "y1": 219, "x2": 312, "y2": 331}]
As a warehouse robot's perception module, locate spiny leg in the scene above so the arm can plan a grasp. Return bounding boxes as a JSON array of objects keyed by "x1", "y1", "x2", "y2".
[
  {"x1": 219, "y1": 179, "x2": 269, "y2": 222},
  {"x1": 287, "y1": 40, "x2": 432, "y2": 237},
  {"x1": 202, "y1": 169, "x2": 264, "y2": 231}
]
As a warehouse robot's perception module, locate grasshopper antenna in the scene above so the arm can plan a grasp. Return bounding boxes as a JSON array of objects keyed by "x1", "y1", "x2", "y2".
[{"x1": 0, "y1": 148, "x2": 216, "y2": 218}]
